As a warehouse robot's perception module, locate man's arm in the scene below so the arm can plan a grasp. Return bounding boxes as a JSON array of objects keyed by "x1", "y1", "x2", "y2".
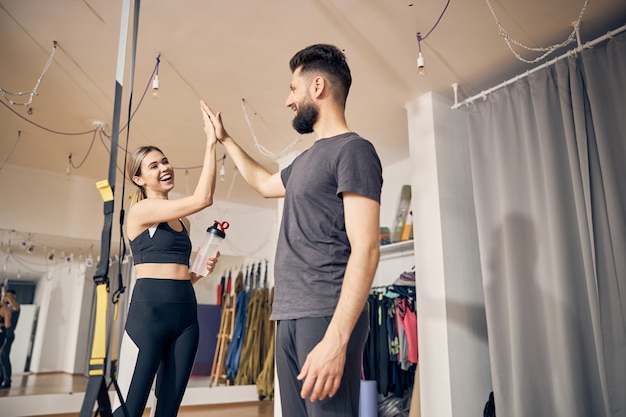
[
  {"x1": 200, "y1": 101, "x2": 285, "y2": 198},
  {"x1": 297, "y1": 192, "x2": 380, "y2": 401}
]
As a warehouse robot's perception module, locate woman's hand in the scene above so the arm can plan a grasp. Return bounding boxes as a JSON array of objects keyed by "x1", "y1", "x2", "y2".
[
  {"x1": 200, "y1": 100, "x2": 229, "y2": 143},
  {"x1": 190, "y1": 251, "x2": 221, "y2": 285},
  {"x1": 200, "y1": 100, "x2": 218, "y2": 145},
  {"x1": 205, "y1": 251, "x2": 221, "y2": 275}
]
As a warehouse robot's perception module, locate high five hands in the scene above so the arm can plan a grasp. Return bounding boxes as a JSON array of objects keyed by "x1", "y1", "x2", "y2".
[{"x1": 200, "y1": 100, "x2": 228, "y2": 143}]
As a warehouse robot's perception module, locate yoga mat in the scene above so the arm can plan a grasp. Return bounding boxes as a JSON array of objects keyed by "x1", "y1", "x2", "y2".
[{"x1": 359, "y1": 379, "x2": 378, "y2": 417}]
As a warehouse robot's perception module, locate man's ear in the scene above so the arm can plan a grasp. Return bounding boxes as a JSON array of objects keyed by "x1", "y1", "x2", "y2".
[{"x1": 311, "y1": 76, "x2": 326, "y2": 99}]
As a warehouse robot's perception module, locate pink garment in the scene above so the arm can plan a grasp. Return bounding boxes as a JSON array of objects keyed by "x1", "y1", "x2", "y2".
[{"x1": 398, "y1": 298, "x2": 418, "y2": 363}]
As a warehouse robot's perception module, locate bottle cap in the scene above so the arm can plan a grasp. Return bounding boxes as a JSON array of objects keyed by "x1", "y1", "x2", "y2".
[{"x1": 207, "y1": 220, "x2": 228, "y2": 238}]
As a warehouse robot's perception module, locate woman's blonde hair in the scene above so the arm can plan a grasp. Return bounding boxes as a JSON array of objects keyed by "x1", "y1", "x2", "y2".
[{"x1": 127, "y1": 145, "x2": 164, "y2": 205}]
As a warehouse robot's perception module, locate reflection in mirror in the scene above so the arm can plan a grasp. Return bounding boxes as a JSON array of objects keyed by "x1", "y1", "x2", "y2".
[{"x1": 0, "y1": 249, "x2": 253, "y2": 399}]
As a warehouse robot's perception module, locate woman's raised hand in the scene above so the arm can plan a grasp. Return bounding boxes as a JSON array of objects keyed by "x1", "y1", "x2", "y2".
[
  {"x1": 200, "y1": 100, "x2": 228, "y2": 143},
  {"x1": 200, "y1": 100, "x2": 218, "y2": 145}
]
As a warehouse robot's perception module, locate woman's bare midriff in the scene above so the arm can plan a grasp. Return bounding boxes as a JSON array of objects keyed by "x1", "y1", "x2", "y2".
[{"x1": 134, "y1": 263, "x2": 191, "y2": 280}]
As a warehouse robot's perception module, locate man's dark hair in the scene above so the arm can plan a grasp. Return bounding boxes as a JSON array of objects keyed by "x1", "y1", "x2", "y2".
[
  {"x1": 6, "y1": 289, "x2": 16, "y2": 295},
  {"x1": 289, "y1": 44, "x2": 352, "y2": 108}
]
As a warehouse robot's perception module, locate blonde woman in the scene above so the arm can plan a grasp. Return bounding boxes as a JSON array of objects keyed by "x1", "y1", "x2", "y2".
[{"x1": 113, "y1": 101, "x2": 220, "y2": 417}]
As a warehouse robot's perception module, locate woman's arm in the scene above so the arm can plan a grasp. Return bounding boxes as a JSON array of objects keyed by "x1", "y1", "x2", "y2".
[{"x1": 128, "y1": 101, "x2": 219, "y2": 232}]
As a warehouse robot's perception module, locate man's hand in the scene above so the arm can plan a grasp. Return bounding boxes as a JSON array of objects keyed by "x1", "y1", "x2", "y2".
[{"x1": 297, "y1": 331, "x2": 347, "y2": 402}]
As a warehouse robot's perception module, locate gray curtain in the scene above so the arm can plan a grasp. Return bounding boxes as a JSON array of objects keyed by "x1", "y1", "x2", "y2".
[{"x1": 467, "y1": 31, "x2": 626, "y2": 416}]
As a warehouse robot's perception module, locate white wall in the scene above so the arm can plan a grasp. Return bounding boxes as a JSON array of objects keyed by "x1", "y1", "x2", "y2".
[
  {"x1": 374, "y1": 158, "x2": 415, "y2": 286},
  {"x1": 380, "y1": 158, "x2": 412, "y2": 231},
  {"x1": 9, "y1": 304, "x2": 37, "y2": 376},
  {"x1": 0, "y1": 164, "x2": 113, "y2": 242},
  {"x1": 30, "y1": 262, "x2": 90, "y2": 374}
]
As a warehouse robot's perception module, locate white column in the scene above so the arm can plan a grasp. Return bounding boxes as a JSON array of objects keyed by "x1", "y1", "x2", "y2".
[{"x1": 406, "y1": 92, "x2": 492, "y2": 416}]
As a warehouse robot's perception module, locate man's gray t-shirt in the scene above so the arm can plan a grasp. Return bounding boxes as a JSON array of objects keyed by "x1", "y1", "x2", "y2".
[{"x1": 271, "y1": 132, "x2": 383, "y2": 321}]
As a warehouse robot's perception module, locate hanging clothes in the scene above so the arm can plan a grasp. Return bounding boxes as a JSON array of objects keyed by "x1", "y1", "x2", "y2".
[
  {"x1": 364, "y1": 283, "x2": 417, "y2": 397},
  {"x1": 235, "y1": 287, "x2": 264, "y2": 385},
  {"x1": 225, "y1": 268, "x2": 249, "y2": 382},
  {"x1": 397, "y1": 297, "x2": 418, "y2": 364},
  {"x1": 236, "y1": 261, "x2": 274, "y2": 386},
  {"x1": 256, "y1": 287, "x2": 275, "y2": 400}
]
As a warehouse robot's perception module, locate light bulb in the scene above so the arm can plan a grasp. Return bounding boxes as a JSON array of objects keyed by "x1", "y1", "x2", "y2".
[
  {"x1": 152, "y1": 74, "x2": 160, "y2": 98},
  {"x1": 417, "y1": 52, "x2": 426, "y2": 77},
  {"x1": 66, "y1": 153, "x2": 72, "y2": 180}
]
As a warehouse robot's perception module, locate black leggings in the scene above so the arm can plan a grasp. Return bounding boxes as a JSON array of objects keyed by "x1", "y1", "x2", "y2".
[
  {"x1": 113, "y1": 278, "x2": 199, "y2": 417},
  {"x1": 0, "y1": 330, "x2": 15, "y2": 384}
]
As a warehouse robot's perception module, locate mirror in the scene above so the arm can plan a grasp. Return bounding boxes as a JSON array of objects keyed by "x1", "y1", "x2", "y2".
[{"x1": 0, "y1": 229, "x2": 253, "y2": 398}]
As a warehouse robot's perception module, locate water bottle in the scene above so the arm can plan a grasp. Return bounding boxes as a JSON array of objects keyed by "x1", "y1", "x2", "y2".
[{"x1": 190, "y1": 221, "x2": 227, "y2": 276}]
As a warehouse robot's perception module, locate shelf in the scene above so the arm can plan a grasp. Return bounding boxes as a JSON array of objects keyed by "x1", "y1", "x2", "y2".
[{"x1": 380, "y1": 240, "x2": 414, "y2": 260}]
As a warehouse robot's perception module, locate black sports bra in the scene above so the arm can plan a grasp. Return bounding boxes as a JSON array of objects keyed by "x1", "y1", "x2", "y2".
[{"x1": 129, "y1": 220, "x2": 192, "y2": 266}]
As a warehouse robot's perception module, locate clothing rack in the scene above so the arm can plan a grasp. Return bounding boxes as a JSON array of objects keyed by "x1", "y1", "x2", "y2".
[
  {"x1": 364, "y1": 283, "x2": 418, "y2": 399},
  {"x1": 451, "y1": 22, "x2": 626, "y2": 109}
]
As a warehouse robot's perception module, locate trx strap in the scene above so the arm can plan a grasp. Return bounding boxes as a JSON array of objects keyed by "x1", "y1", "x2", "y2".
[{"x1": 80, "y1": 1, "x2": 140, "y2": 416}]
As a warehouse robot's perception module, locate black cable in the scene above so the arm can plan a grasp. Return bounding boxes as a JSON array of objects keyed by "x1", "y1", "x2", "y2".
[
  {"x1": 0, "y1": 54, "x2": 160, "y2": 173},
  {"x1": 68, "y1": 129, "x2": 98, "y2": 169},
  {"x1": 0, "y1": 99, "x2": 96, "y2": 135},
  {"x1": 416, "y1": 0, "x2": 452, "y2": 49}
]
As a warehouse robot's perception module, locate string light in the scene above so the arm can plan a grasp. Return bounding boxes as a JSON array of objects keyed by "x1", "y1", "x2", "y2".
[
  {"x1": 152, "y1": 74, "x2": 159, "y2": 98},
  {"x1": 0, "y1": 230, "x2": 110, "y2": 277},
  {"x1": 220, "y1": 154, "x2": 227, "y2": 182},
  {"x1": 152, "y1": 54, "x2": 161, "y2": 98},
  {"x1": 1, "y1": 52, "x2": 162, "y2": 180},
  {"x1": 241, "y1": 98, "x2": 302, "y2": 159},
  {"x1": 414, "y1": 0, "x2": 451, "y2": 78},
  {"x1": 485, "y1": 0, "x2": 590, "y2": 64},
  {"x1": 0, "y1": 41, "x2": 57, "y2": 106},
  {"x1": 66, "y1": 154, "x2": 72, "y2": 179},
  {"x1": 416, "y1": 33, "x2": 426, "y2": 77}
]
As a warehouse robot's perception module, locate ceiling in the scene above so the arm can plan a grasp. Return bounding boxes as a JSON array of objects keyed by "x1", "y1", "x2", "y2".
[{"x1": 1, "y1": 0, "x2": 625, "y2": 279}]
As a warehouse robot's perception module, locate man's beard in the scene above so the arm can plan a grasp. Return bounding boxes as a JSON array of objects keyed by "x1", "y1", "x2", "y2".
[{"x1": 292, "y1": 99, "x2": 319, "y2": 134}]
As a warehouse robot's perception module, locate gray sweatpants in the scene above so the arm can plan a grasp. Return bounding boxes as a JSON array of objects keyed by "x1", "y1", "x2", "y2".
[{"x1": 275, "y1": 308, "x2": 369, "y2": 417}]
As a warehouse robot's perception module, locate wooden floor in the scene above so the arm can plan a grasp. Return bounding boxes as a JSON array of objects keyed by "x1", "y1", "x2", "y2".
[
  {"x1": 0, "y1": 372, "x2": 90, "y2": 397},
  {"x1": 37, "y1": 402, "x2": 274, "y2": 417},
  {"x1": 1, "y1": 373, "x2": 273, "y2": 417}
]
